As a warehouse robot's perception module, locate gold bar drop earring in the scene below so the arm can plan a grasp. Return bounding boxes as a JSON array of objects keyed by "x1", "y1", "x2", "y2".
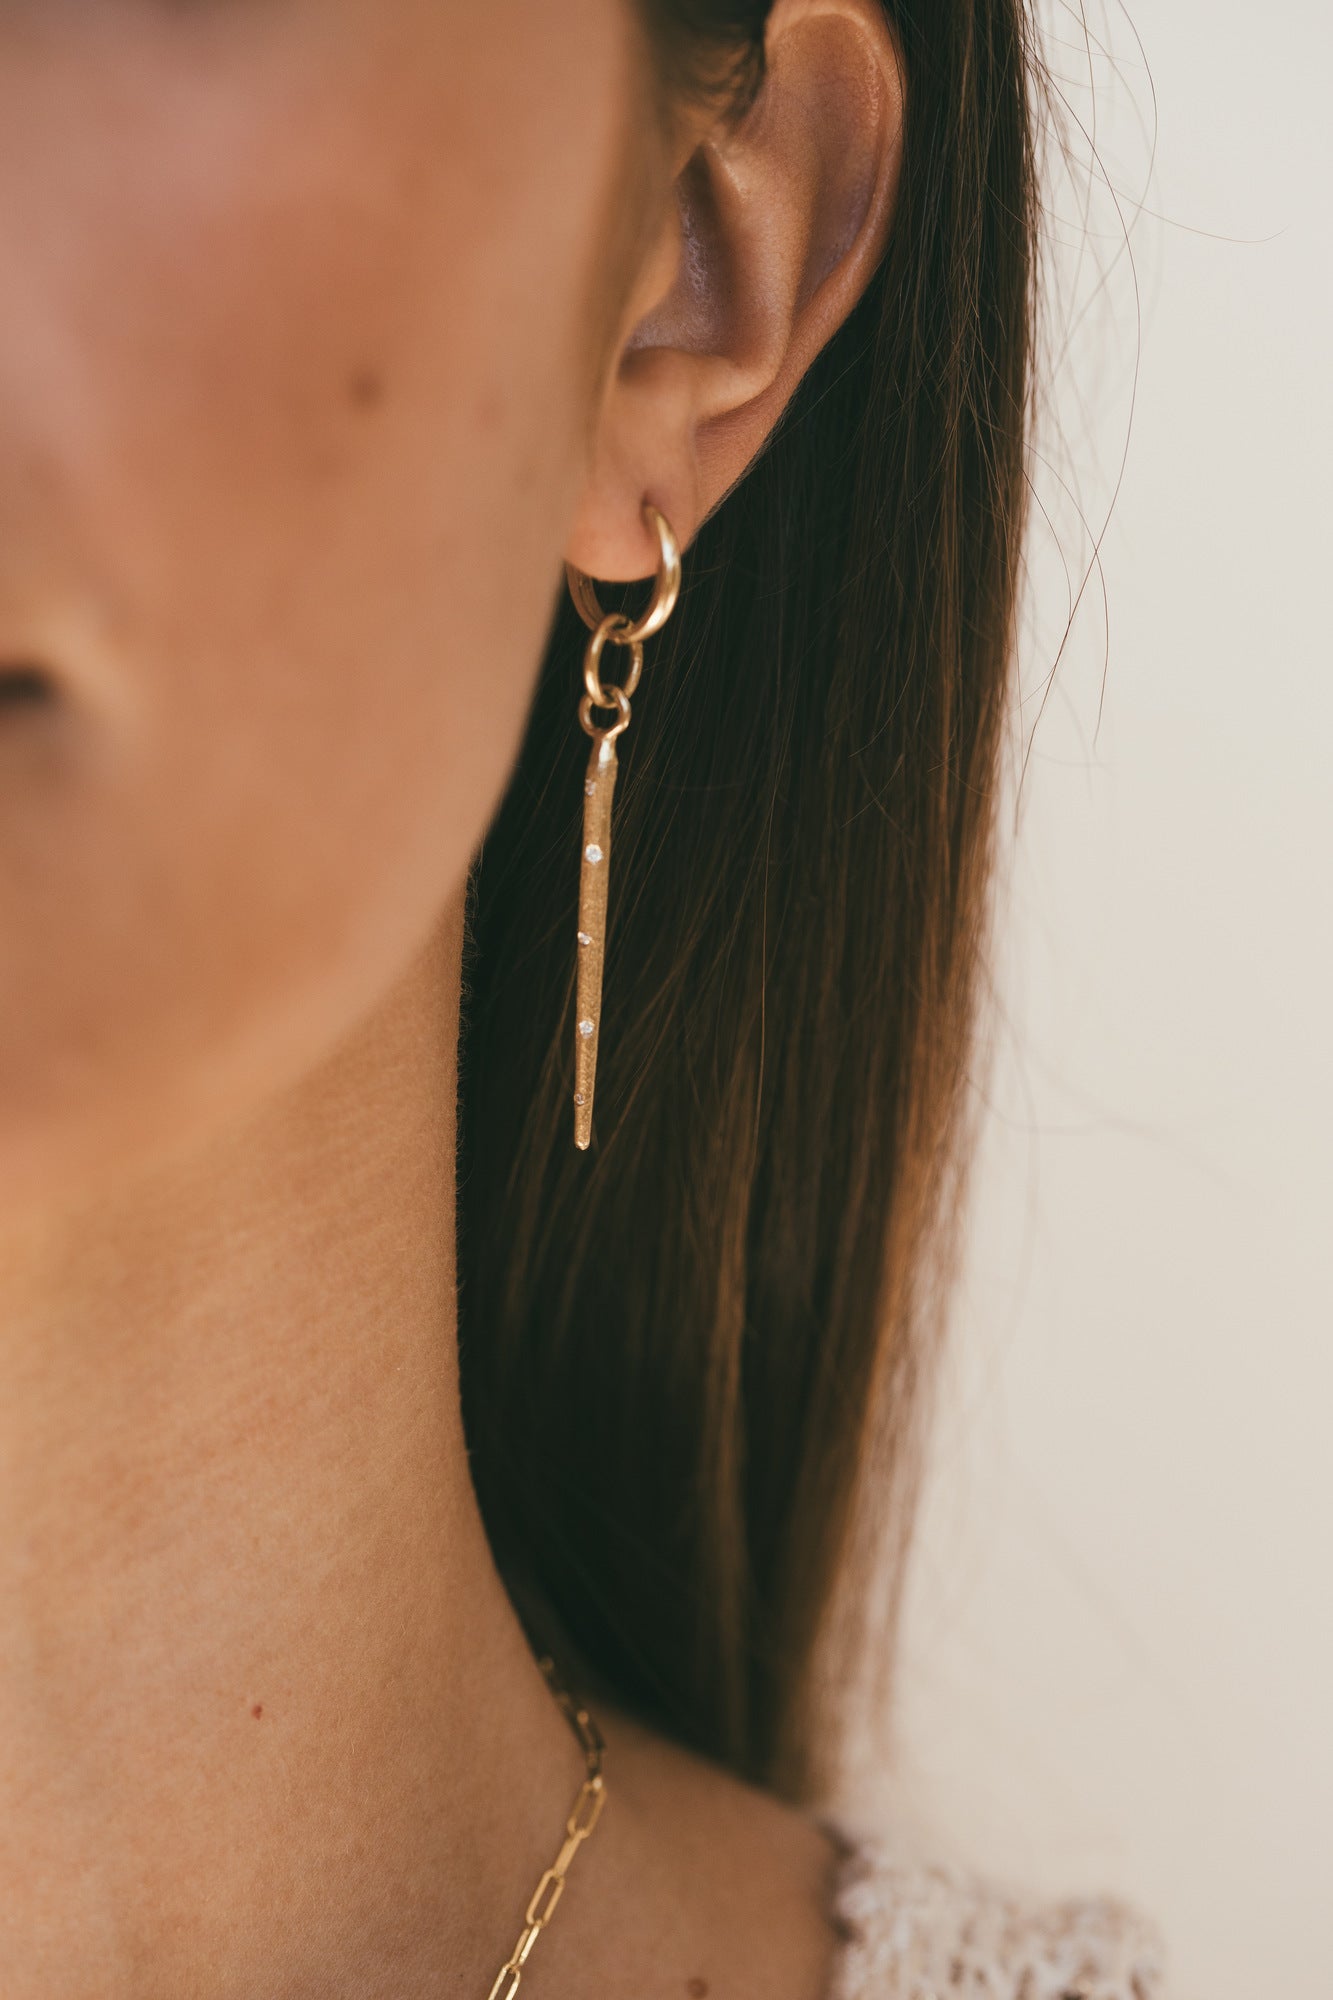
[{"x1": 564, "y1": 500, "x2": 681, "y2": 1150}]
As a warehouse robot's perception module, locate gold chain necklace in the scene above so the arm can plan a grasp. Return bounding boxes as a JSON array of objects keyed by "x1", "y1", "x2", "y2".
[{"x1": 484, "y1": 1655, "x2": 607, "y2": 2000}]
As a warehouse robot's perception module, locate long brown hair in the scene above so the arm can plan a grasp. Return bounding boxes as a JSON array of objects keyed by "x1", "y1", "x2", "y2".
[{"x1": 457, "y1": 0, "x2": 1037, "y2": 1802}]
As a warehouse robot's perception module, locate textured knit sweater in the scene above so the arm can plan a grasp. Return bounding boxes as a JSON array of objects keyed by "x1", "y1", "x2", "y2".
[{"x1": 817, "y1": 1819, "x2": 1167, "y2": 2000}]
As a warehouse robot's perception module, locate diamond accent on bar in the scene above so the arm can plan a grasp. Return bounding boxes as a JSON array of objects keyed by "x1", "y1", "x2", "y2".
[
  {"x1": 584, "y1": 843, "x2": 603, "y2": 864},
  {"x1": 577, "y1": 931, "x2": 592, "y2": 947},
  {"x1": 578, "y1": 1018, "x2": 595, "y2": 1038}
]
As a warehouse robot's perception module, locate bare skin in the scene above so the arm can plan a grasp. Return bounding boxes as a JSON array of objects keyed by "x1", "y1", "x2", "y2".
[{"x1": 0, "y1": 2, "x2": 903, "y2": 1994}]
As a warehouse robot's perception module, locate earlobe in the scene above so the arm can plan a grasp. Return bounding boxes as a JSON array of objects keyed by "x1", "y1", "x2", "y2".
[{"x1": 565, "y1": 0, "x2": 904, "y2": 583}]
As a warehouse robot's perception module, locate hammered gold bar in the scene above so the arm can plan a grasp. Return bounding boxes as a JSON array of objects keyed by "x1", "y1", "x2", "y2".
[{"x1": 574, "y1": 732, "x2": 619, "y2": 1149}]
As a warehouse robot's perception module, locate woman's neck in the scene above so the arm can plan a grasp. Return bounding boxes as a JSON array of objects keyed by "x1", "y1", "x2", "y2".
[
  {"x1": 0, "y1": 891, "x2": 590, "y2": 1998},
  {"x1": 0, "y1": 887, "x2": 849, "y2": 2000}
]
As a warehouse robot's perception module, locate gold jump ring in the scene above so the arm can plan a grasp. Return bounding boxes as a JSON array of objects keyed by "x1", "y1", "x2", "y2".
[
  {"x1": 583, "y1": 614, "x2": 644, "y2": 708},
  {"x1": 578, "y1": 684, "x2": 631, "y2": 742}
]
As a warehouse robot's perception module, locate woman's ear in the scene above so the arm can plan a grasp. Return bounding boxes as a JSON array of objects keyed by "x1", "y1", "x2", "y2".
[{"x1": 565, "y1": 0, "x2": 905, "y2": 582}]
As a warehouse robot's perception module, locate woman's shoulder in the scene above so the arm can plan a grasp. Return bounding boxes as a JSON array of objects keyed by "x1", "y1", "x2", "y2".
[{"x1": 815, "y1": 1814, "x2": 1168, "y2": 2000}]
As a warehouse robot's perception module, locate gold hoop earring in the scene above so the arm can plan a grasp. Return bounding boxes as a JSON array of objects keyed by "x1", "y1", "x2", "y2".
[{"x1": 564, "y1": 500, "x2": 682, "y2": 1151}]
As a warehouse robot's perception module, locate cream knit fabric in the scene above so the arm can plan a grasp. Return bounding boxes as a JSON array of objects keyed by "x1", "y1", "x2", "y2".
[{"x1": 817, "y1": 1823, "x2": 1167, "y2": 2000}]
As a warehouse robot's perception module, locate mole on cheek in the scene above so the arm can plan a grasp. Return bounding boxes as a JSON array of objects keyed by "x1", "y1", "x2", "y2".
[
  {"x1": 347, "y1": 365, "x2": 386, "y2": 411},
  {"x1": 251, "y1": 1704, "x2": 264, "y2": 1720},
  {"x1": 686, "y1": 1980, "x2": 709, "y2": 1997}
]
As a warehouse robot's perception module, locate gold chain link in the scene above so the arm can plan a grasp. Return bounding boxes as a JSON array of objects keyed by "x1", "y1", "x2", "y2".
[{"x1": 483, "y1": 1656, "x2": 607, "y2": 2000}]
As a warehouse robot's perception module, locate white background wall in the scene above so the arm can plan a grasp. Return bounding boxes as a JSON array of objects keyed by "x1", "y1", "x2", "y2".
[{"x1": 876, "y1": 5, "x2": 1332, "y2": 1997}]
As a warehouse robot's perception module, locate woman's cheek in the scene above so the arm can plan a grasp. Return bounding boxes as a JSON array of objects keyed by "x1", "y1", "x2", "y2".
[{"x1": 0, "y1": 0, "x2": 636, "y2": 1204}]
